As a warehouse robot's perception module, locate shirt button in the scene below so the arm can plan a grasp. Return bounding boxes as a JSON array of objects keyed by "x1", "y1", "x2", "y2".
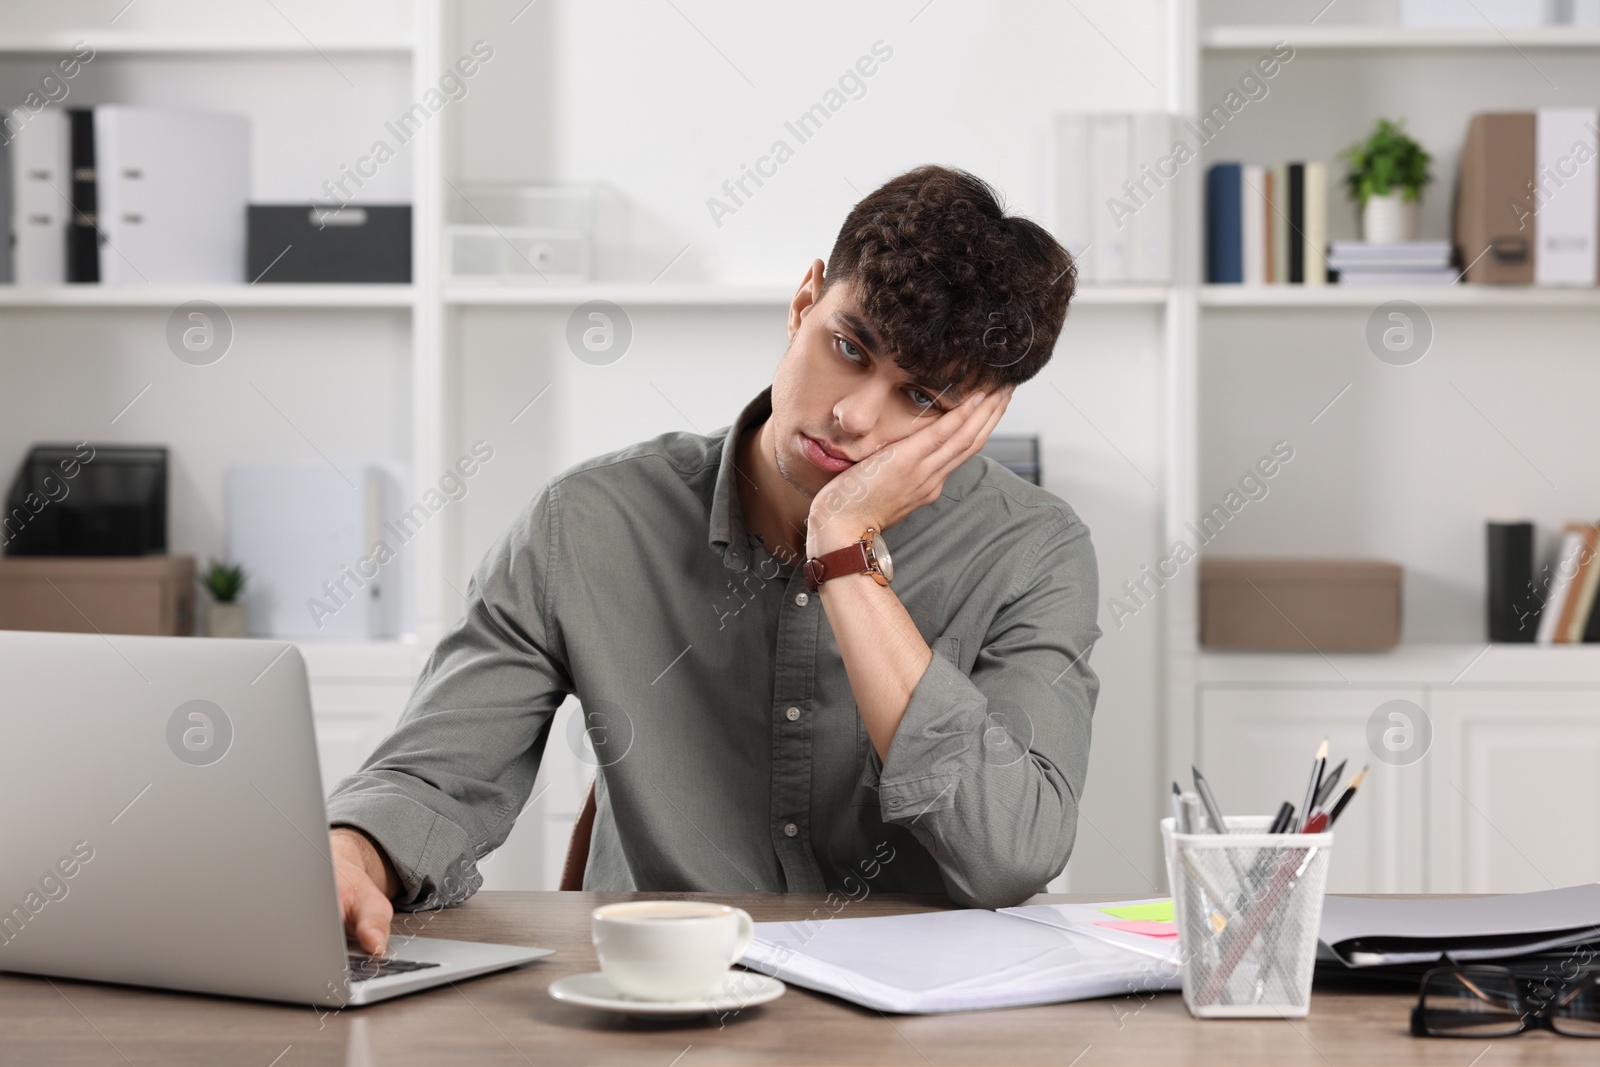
[
  {"x1": 794, "y1": 592, "x2": 809, "y2": 607},
  {"x1": 783, "y1": 822, "x2": 799, "y2": 838},
  {"x1": 785, "y1": 706, "x2": 801, "y2": 721}
]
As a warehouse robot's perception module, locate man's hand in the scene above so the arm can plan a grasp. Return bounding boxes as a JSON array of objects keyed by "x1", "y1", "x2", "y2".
[
  {"x1": 330, "y1": 827, "x2": 399, "y2": 956},
  {"x1": 807, "y1": 384, "x2": 1014, "y2": 556}
]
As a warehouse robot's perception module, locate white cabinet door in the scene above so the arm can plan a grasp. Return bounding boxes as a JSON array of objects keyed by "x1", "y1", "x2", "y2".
[
  {"x1": 1429, "y1": 689, "x2": 1600, "y2": 894},
  {"x1": 307, "y1": 682, "x2": 414, "y2": 796},
  {"x1": 1198, "y1": 687, "x2": 1427, "y2": 894},
  {"x1": 297, "y1": 641, "x2": 427, "y2": 798}
]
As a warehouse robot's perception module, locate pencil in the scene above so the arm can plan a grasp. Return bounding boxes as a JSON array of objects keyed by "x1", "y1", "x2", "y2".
[
  {"x1": 1297, "y1": 738, "x2": 1328, "y2": 832},
  {"x1": 1326, "y1": 766, "x2": 1368, "y2": 826},
  {"x1": 1311, "y1": 758, "x2": 1346, "y2": 812}
]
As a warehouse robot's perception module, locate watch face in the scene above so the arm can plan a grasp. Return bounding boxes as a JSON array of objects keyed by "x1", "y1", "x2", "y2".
[{"x1": 873, "y1": 533, "x2": 894, "y2": 582}]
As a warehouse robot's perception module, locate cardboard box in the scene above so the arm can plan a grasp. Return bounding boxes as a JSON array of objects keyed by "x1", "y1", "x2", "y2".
[
  {"x1": 1201, "y1": 559, "x2": 1402, "y2": 651},
  {"x1": 0, "y1": 556, "x2": 194, "y2": 636}
]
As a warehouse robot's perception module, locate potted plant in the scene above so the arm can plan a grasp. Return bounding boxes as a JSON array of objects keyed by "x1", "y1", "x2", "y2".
[
  {"x1": 202, "y1": 560, "x2": 249, "y2": 638},
  {"x1": 1340, "y1": 118, "x2": 1433, "y2": 243}
]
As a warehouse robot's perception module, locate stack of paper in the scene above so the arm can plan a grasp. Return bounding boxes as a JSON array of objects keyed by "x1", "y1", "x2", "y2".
[
  {"x1": 1329, "y1": 241, "x2": 1456, "y2": 287},
  {"x1": 739, "y1": 898, "x2": 1180, "y2": 1014},
  {"x1": 1320, "y1": 883, "x2": 1600, "y2": 967}
]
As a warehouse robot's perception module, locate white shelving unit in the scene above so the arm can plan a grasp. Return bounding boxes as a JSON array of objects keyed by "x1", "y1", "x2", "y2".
[{"x1": 1177, "y1": 4, "x2": 1600, "y2": 893}]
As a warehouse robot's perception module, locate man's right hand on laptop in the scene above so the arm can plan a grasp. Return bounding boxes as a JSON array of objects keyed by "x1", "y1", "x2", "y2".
[{"x1": 330, "y1": 828, "x2": 399, "y2": 956}]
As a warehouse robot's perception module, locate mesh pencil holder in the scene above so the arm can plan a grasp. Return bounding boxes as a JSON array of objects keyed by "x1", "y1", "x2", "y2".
[{"x1": 1161, "y1": 816, "x2": 1333, "y2": 1018}]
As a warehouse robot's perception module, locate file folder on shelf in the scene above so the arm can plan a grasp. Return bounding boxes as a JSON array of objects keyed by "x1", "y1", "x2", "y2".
[
  {"x1": 94, "y1": 106, "x2": 250, "y2": 285},
  {"x1": 8, "y1": 109, "x2": 70, "y2": 285}
]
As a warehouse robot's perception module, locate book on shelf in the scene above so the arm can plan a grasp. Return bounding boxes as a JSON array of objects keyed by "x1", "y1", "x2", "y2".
[
  {"x1": 1536, "y1": 522, "x2": 1600, "y2": 644},
  {"x1": 1049, "y1": 111, "x2": 1175, "y2": 285},
  {"x1": 1206, "y1": 160, "x2": 1327, "y2": 285},
  {"x1": 1566, "y1": 529, "x2": 1600, "y2": 642},
  {"x1": 1287, "y1": 162, "x2": 1305, "y2": 284},
  {"x1": 1242, "y1": 164, "x2": 1266, "y2": 285},
  {"x1": 1205, "y1": 162, "x2": 1242, "y2": 284}
]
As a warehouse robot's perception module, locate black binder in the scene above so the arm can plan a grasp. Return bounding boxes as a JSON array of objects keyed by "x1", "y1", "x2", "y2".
[{"x1": 67, "y1": 108, "x2": 98, "y2": 283}]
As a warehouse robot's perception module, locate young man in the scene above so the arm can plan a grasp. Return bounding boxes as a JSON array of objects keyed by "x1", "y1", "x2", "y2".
[{"x1": 328, "y1": 166, "x2": 1099, "y2": 956}]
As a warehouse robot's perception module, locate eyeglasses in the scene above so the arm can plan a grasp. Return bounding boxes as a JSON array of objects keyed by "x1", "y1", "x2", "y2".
[{"x1": 1411, "y1": 963, "x2": 1600, "y2": 1038}]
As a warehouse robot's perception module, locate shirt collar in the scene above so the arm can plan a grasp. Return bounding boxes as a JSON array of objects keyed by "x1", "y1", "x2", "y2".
[{"x1": 708, "y1": 386, "x2": 774, "y2": 571}]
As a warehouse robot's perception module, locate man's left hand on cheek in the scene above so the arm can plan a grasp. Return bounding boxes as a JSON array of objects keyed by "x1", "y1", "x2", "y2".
[{"x1": 806, "y1": 384, "x2": 1014, "y2": 557}]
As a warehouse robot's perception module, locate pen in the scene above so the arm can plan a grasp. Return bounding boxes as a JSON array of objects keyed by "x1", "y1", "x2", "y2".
[
  {"x1": 1297, "y1": 738, "x2": 1328, "y2": 831},
  {"x1": 1170, "y1": 781, "x2": 1187, "y2": 833},
  {"x1": 1311, "y1": 758, "x2": 1346, "y2": 812},
  {"x1": 1325, "y1": 766, "x2": 1368, "y2": 826},
  {"x1": 1268, "y1": 801, "x2": 1295, "y2": 834},
  {"x1": 1191, "y1": 766, "x2": 1229, "y2": 834}
]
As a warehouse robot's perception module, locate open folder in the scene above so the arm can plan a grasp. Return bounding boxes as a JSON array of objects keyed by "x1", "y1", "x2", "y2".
[{"x1": 738, "y1": 899, "x2": 1180, "y2": 1014}]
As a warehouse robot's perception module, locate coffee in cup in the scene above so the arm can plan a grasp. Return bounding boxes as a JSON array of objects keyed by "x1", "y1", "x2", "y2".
[{"x1": 591, "y1": 901, "x2": 755, "y2": 1001}]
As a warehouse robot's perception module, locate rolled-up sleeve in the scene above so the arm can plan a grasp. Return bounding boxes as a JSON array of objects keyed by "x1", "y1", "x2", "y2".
[
  {"x1": 862, "y1": 514, "x2": 1100, "y2": 909},
  {"x1": 325, "y1": 482, "x2": 573, "y2": 911}
]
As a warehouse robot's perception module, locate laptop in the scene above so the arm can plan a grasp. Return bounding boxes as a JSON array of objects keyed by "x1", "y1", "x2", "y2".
[{"x1": 0, "y1": 630, "x2": 551, "y2": 1006}]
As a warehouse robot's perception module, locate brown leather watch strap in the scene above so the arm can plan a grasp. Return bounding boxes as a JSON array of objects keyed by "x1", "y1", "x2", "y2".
[{"x1": 803, "y1": 541, "x2": 871, "y2": 593}]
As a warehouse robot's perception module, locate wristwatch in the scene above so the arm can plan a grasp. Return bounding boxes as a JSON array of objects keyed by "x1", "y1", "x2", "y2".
[{"x1": 803, "y1": 527, "x2": 894, "y2": 592}]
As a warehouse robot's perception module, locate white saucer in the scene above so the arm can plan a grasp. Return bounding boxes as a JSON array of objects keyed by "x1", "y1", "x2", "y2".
[{"x1": 548, "y1": 970, "x2": 786, "y2": 1016}]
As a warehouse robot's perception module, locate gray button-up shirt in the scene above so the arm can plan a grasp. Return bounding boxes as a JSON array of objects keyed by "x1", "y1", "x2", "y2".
[{"x1": 327, "y1": 388, "x2": 1101, "y2": 910}]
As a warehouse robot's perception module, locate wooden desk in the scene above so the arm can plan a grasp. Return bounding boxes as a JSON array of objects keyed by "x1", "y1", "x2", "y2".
[{"x1": 0, "y1": 892, "x2": 1589, "y2": 1066}]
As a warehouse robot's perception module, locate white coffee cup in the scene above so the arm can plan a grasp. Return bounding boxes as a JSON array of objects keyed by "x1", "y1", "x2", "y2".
[{"x1": 591, "y1": 901, "x2": 755, "y2": 1001}]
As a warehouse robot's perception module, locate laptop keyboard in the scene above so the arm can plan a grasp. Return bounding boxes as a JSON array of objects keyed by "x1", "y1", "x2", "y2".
[{"x1": 347, "y1": 953, "x2": 443, "y2": 983}]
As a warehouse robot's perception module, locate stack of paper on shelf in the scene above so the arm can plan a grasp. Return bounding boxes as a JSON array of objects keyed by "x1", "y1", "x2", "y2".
[{"x1": 1330, "y1": 240, "x2": 1456, "y2": 286}]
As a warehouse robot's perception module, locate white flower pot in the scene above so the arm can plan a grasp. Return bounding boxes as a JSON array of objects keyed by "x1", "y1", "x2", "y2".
[
  {"x1": 207, "y1": 600, "x2": 250, "y2": 638},
  {"x1": 1361, "y1": 192, "x2": 1419, "y2": 243}
]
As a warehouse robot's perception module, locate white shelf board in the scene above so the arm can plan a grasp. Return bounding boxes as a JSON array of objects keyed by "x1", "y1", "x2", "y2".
[
  {"x1": 1202, "y1": 25, "x2": 1600, "y2": 51},
  {"x1": 1201, "y1": 284, "x2": 1600, "y2": 308},
  {"x1": 0, "y1": 33, "x2": 414, "y2": 55},
  {"x1": 1199, "y1": 643, "x2": 1600, "y2": 687},
  {"x1": 445, "y1": 283, "x2": 794, "y2": 307},
  {"x1": 444, "y1": 283, "x2": 1170, "y2": 308},
  {"x1": 0, "y1": 285, "x2": 414, "y2": 309}
]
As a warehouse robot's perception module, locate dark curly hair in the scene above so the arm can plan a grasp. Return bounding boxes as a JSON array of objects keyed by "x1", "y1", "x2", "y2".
[{"x1": 822, "y1": 165, "x2": 1075, "y2": 396}]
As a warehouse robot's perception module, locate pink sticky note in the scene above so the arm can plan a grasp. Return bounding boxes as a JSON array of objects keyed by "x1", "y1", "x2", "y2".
[{"x1": 1094, "y1": 919, "x2": 1179, "y2": 939}]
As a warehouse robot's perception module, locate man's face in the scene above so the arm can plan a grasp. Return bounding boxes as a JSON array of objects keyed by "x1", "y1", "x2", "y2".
[{"x1": 768, "y1": 266, "x2": 972, "y2": 500}]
